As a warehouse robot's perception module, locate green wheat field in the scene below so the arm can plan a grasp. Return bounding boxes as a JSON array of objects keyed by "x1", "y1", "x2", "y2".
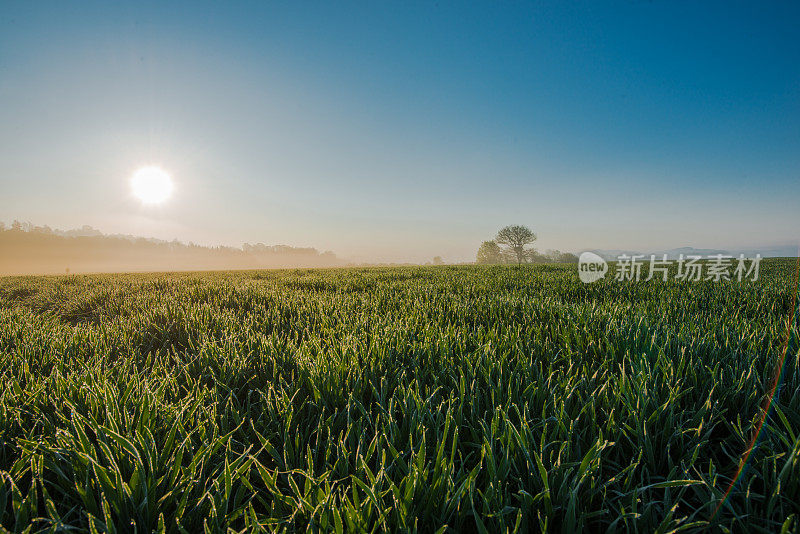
[{"x1": 1, "y1": 261, "x2": 798, "y2": 533}]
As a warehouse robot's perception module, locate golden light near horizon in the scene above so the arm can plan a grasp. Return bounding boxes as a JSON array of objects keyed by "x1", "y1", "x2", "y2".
[{"x1": 131, "y1": 166, "x2": 173, "y2": 204}]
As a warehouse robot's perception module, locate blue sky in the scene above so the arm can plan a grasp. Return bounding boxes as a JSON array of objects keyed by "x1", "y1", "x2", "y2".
[{"x1": 1, "y1": 1, "x2": 798, "y2": 262}]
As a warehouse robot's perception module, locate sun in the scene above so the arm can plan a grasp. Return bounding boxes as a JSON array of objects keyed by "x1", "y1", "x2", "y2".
[{"x1": 131, "y1": 166, "x2": 173, "y2": 204}]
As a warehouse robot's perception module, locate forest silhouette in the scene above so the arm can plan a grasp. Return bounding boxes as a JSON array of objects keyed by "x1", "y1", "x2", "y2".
[{"x1": 0, "y1": 222, "x2": 343, "y2": 275}]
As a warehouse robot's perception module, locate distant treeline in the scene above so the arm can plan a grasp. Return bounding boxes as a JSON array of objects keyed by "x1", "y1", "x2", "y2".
[{"x1": 0, "y1": 221, "x2": 343, "y2": 275}]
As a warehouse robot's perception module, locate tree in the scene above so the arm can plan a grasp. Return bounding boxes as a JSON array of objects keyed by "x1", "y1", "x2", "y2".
[
  {"x1": 476, "y1": 240, "x2": 504, "y2": 264},
  {"x1": 495, "y1": 225, "x2": 537, "y2": 265},
  {"x1": 546, "y1": 250, "x2": 578, "y2": 263},
  {"x1": 432, "y1": 256, "x2": 444, "y2": 265},
  {"x1": 525, "y1": 249, "x2": 547, "y2": 263}
]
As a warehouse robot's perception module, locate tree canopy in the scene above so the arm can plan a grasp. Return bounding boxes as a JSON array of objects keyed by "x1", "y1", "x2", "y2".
[
  {"x1": 495, "y1": 225, "x2": 537, "y2": 264},
  {"x1": 476, "y1": 240, "x2": 504, "y2": 264}
]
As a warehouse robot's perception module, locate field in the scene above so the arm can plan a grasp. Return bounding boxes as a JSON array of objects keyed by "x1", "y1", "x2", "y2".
[{"x1": 0, "y1": 261, "x2": 798, "y2": 533}]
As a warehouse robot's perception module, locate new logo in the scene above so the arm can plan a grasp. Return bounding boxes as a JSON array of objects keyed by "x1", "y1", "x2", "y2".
[{"x1": 578, "y1": 252, "x2": 608, "y2": 283}]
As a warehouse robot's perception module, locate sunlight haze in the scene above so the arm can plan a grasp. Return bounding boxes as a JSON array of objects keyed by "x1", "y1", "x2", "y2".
[{"x1": 1, "y1": 1, "x2": 798, "y2": 263}]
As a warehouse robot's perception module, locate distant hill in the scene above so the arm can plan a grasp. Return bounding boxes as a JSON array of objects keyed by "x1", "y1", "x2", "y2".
[
  {"x1": 0, "y1": 222, "x2": 345, "y2": 275},
  {"x1": 589, "y1": 245, "x2": 799, "y2": 261}
]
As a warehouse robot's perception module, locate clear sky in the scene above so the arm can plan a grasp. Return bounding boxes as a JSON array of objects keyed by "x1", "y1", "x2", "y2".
[{"x1": 1, "y1": 1, "x2": 798, "y2": 263}]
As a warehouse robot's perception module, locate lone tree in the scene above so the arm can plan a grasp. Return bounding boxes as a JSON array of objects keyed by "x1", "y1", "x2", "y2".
[
  {"x1": 476, "y1": 240, "x2": 504, "y2": 264},
  {"x1": 495, "y1": 225, "x2": 537, "y2": 265}
]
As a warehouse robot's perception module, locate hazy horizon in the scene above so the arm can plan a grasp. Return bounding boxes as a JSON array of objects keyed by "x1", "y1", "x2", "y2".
[
  {"x1": 2, "y1": 2, "x2": 799, "y2": 264},
  {"x1": 1, "y1": 219, "x2": 796, "y2": 272}
]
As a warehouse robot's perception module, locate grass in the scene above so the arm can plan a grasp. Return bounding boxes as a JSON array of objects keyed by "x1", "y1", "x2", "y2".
[{"x1": 0, "y1": 261, "x2": 798, "y2": 533}]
